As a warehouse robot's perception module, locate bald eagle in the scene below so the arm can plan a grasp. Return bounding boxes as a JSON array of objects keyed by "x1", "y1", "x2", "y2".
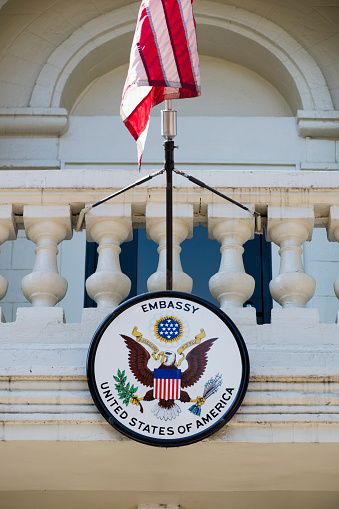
[{"x1": 120, "y1": 334, "x2": 217, "y2": 421}]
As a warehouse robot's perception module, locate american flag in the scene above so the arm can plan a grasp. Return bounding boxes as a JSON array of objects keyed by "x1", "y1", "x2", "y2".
[
  {"x1": 153, "y1": 369, "x2": 181, "y2": 400},
  {"x1": 120, "y1": 0, "x2": 201, "y2": 168}
]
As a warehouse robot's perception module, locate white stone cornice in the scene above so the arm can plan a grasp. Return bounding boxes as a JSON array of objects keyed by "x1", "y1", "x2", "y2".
[
  {"x1": 0, "y1": 160, "x2": 61, "y2": 170},
  {"x1": 297, "y1": 110, "x2": 339, "y2": 138},
  {"x1": 301, "y1": 163, "x2": 339, "y2": 171},
  {"x1": 1, "y1": 169, "x2": 339, "y2": 192},
  {"x1": 1, "y1": 170, "x2": 339, "y2": 228},
  {"x1": 0, "y1": 375, "x2": 338, "y2": 434},
  {"x1": 0, "y1": 108, "x2": 69, "y2": 136}
]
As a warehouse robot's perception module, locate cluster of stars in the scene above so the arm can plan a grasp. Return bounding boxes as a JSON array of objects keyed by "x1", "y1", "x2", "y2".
[{"x1": 158, "y1": 318, "x2": 180, "y2": 339}]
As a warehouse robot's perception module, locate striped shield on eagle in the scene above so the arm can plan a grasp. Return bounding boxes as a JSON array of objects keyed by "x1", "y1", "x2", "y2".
[{"x1": 153, "y1": 368, "x2": 181, "y2": 400}]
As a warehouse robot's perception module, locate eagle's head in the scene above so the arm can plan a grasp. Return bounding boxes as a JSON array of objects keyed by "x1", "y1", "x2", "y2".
[{"x1": 162, "y1": 350, "x2": 176, "y2": 367}]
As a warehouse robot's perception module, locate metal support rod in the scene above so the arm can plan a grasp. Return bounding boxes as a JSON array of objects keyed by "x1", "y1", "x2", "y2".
[
  {"x1": 173, "y1": 167, "x2": 260, "y2": 217},
  {"x1": 173, "y1": 167, "x2": 262, "y2": 233},
  {"x1": 74, "y1": 168, "x2": 165, "y2": 232}
]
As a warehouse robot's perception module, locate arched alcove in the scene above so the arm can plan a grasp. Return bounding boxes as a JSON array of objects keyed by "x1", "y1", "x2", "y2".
[
  {"x1": 196, "y1": 23, "x2": 302, "y2": 113},
  {"x1": 72, "y1": 56, "x2": 292, "y2": 117},
  {"x1": 29, "y1": 3, "x2": 333, "y2": 115}
]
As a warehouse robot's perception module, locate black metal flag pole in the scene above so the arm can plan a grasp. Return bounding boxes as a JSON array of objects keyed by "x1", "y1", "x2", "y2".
[{"x1": 161, "y1": 99, "x2": 177, "y2": 291}]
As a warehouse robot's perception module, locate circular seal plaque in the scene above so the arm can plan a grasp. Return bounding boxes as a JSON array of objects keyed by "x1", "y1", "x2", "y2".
[{"x1": 87, "y1": 291, "x2": 250, "y2": 447}]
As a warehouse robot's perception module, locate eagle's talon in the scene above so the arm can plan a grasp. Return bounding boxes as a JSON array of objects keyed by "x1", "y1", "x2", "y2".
[
  {"x1": 191, "y1": 396, "x2": 205, "y2": 406},
  {"x1": 130, "y1": 395, "x2": 143, "y2": 405},
  {"x1": 130, "y1": 395, "x2": 144, "y2": 413}
]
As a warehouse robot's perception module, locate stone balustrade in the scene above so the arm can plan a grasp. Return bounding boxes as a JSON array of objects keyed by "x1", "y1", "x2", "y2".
[
  {"x1": 0, "y1": 169, "x2": 339, "y2": 323},
  {"x1": 0, "y1": 169, "x2": 339, "y2": 452}
]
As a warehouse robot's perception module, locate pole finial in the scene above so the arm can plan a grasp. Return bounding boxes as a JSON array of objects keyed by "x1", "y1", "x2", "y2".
[{"x1": 161, "y1": 100, "x2": 177, "y2": 140}]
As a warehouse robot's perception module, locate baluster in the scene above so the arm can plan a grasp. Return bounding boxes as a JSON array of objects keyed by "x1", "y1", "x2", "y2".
[
  {"x1": 146, "y1": 203, "x2": 193, "y2": 292},
  {"x1": 21, "y1": 206, "x2": 72, "y2": 307},
  {"x1": 327, "y1": 206, "x2": 339, "y2": 300},
  {"x1": 208, "y1": 204, "x2": 255, "y2": 310},
  {"x1": 267, "y1": 206, "x2": 315, "y2": 308},
  {"x1": 85, "y1": 204, "x2": 132, "y2": 308},
  {"x1": 0, "y1": 205, "x2": 17, "y2": 302}
]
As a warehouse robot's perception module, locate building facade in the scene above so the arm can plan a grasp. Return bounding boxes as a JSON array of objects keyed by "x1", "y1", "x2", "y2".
[{"x1": 0, "y1": 0, "x2": 339, "y2": 507}]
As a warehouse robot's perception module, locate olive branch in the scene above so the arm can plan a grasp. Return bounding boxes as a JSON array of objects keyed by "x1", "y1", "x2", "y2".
[{"x1": 113, "y1": 369, "x2": 138, "y2": 407}]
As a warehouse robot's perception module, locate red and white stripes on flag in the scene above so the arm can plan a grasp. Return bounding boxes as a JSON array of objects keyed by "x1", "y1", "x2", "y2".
[
  {"x1": 153, "y1": 369, "x2": 181, "y2": 400},
  {"x1": 120, "y1": 0, "x2": 201, "y2": 168}
]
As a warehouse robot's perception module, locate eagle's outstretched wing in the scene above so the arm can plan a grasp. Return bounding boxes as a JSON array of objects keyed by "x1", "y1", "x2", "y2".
[
  {"x1": 181, "y1": 337, "x2": 218, "y2": 388},
  {"x1": 120, "y1": 334, "x2": 154, "y2": 387}
]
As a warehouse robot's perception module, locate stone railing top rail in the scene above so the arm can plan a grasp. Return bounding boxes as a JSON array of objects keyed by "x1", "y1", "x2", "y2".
[
  {"x1": 0, "y1": 169, "x2": 338, "y2": 190},
  {"x1": 0, "y1": 170, "x2": 339, "y2": 223}
]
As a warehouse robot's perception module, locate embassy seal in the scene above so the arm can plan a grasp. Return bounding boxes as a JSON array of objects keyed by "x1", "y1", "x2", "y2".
[{"x1": 87, "y1": 291, "x2": 250, "y2": 447}]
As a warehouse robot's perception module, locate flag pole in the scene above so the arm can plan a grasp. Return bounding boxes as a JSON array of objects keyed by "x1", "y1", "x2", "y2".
[{"x1": 161, "y1": 99, "x2": 177, "y2": 291}]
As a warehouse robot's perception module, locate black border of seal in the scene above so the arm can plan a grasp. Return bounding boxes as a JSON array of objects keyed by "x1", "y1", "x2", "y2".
[{"x1": 87, "y1": 291, "x2": 250, "y2": 447}]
